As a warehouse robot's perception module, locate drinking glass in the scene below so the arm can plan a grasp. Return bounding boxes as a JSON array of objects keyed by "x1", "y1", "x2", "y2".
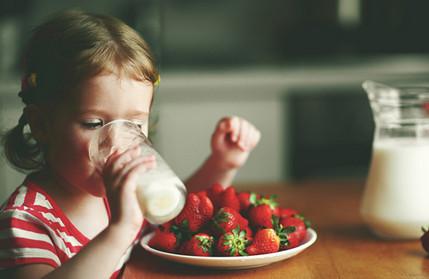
[{"x1": 89, "y1": 119, "x2": 186, "y2": 224}]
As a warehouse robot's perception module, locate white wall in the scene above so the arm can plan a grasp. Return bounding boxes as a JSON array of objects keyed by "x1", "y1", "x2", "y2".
[
  {"x1": 0, "y1": 84, "x2": 26, "y2": 204},
  {"x1": 155, "y1": 97, "x2": 286, "y2": 183}
]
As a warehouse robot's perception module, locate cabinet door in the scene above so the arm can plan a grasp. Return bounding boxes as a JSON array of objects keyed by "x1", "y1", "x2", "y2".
[{"x1": 287, "y1": 88, "x2": 373, "y2": 180}]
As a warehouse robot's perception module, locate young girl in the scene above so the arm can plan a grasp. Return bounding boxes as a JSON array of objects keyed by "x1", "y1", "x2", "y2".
[{"x1": 0, "y1": 10, "x2": 260, "y2": 279}]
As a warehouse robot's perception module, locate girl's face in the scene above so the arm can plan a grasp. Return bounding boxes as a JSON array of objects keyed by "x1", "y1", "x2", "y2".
[{"x1": 43, "y1": 73, "x2": 154, "y2": 197}]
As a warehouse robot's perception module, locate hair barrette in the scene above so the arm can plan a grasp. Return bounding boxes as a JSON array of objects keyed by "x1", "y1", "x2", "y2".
[
  {"x1": 154, "y1": 75, "x2": 161, "y2": 87},
  {"x1": 21, "y1": 73, "x2": 37, "y2": 91}
]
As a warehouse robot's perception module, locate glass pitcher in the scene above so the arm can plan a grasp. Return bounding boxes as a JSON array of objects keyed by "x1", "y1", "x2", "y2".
[{"x1": 361, "y1": 80, "x2": 429, "y2": 239}]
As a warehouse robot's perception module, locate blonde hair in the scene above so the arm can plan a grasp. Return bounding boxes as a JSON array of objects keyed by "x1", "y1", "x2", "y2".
[{"x1": 3, "y1": 10, "x2": 159, "y2": 171}]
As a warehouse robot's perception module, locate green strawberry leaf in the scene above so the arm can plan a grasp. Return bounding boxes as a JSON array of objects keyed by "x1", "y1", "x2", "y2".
[
  {"x1": 256, "y1": 195, "x2": 278, "y2": 209},
  {"x1": 222, "y1": 228, "x2": 250, "y2": 256},
  {"x1": 249, "y1": 192, "x2": 258, "y2": 205},
  {"x1": 196, "y1": 235, "x2": 213, "y2": 254},
  {"x1": 239, "y1": 250, "x2": 248, "y2": 256}
]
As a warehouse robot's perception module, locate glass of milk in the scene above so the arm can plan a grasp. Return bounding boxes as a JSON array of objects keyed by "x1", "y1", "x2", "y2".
[
  {"x1": 88, "y1": 119, "x2": 186, "y2": 225},
  {"x1": 361, "y1": 80, "x2": 429, "y2": 239}
]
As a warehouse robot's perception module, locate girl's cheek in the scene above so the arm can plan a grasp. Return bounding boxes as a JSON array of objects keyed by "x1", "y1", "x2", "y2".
[{"x1": 75, "y1": 131, "x2": 95, "y2": 157}]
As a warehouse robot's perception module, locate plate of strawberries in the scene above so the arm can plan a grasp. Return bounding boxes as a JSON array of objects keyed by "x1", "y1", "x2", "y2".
[{"x1": 141, "y1": 183, "x2": 317, "y2": 269}]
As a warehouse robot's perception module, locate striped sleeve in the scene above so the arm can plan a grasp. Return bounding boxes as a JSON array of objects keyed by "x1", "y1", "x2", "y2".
[{"x1": 0, "y1": 209, "x2": 61, "y2": 269}]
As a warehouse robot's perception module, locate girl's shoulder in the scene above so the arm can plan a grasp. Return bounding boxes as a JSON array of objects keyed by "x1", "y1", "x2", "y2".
[
  {"x1": 0, "y1": 179, "x2": 90, "y2": 269},
  {"x1": 0, "y1": 179, "x2": 88, "y2": 243},
  {"x1": 0, "y1": 180, "x2": 67, "y2": 238},
  {"x1": 1, "y1": 179, "x2": 54, "y2": 214}
]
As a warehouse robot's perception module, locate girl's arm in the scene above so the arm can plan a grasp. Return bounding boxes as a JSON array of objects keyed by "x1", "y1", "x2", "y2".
[
  {"x1": 186, "y1": 116, "x2": 260, "y2": 192},
  {"x1": 44, "y1": 224, "x2": 138, "y2": 279},
  {"x1": 1, "y1": 224, "x2": 138, "y2": 279},
  {"x1": 1, "y1": 149, "x2": 155, "y2": 279}
]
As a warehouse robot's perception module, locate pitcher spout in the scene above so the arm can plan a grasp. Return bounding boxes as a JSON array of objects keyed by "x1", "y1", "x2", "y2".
[{"x1": 362, "y1": 80, "x2": 400, "y2": 99}]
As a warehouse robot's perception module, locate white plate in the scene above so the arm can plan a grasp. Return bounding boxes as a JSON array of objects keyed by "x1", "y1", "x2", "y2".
[{"x1": 140, "y1": 228, "x2": 317, "y2": 270}]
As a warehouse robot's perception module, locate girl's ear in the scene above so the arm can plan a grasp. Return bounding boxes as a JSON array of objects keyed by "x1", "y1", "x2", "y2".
[{"x1": 24, "y1": 105, "x2": 48, "y2": 143}]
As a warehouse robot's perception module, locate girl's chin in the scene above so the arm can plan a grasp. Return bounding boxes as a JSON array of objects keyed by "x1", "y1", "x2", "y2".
[
  {"x1": 85, "y1": 175, "x2": 106, "y2": 197},
  {"x1": 87, "y1": 187, "x2": 106, "y2": 197}
]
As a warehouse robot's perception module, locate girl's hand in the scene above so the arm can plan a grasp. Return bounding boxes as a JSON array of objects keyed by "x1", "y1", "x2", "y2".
[
  {"x1": 102, "y1": 148, "x2": 156, "y2": 235},
  {"x1": 210, "y1": 116, "x2": 261, "y2": 171}
]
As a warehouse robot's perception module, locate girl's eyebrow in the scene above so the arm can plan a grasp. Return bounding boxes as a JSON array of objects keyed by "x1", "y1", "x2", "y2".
[
  {"x1": 127, "y1": 110, "x2": 150, "y2": 117},
  {"x1": 77, "y1": 108, "x2": 149, "y2": 117},
  {"x1": 76, "y1": 108, "x2": 107, "y2": 115}
]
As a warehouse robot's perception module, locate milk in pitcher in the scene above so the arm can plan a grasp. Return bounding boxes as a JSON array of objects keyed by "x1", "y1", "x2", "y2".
[{"x1": 361, "y1": 139, "x2": 429, "y2": 239}]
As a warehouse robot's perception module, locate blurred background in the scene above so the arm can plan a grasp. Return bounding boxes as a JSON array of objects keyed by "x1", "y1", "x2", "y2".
[{"x1": 2, "y1": 0, "x2": 429, "y2": 203}]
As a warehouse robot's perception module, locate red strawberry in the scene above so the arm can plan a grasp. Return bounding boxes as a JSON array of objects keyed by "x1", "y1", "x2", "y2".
[
  {"x1": 159, "y1": 220, "x2": 174, "y2": 232},
  {"x1": 277, "y1": 207, "x2": 299, "y2": 218},
  {"x1": 280, "y1": 217, "x2": 307, "y2": 243},
  {"x1": 237, "y1": 192, "x2": 259, "y2": 212},
  {"x1": 206, "y1": 183, "x2": 224, "y2": 209},
  {"x1": 270, "y1": 215, "x2": 307, "y2": 250},
  {"x1": 212, "y1": 207, "x2": 248, "y2": 235},
  {"x1": 217, "y1": 228, "x2": 250, "y2": 256},
  {"x1": 284, "y1": 227, "x2": 301, "y2": 249},
  {"x1": 248, "y1": 204, "x2": 273, "y2": 229},
  {"x1": 174, "y1": 193, "x2": 214, "y2": 233},
  {"x1": 237, "y1": 213, "x2": 249, "y2": 229},
  {"x1": 180, "y1": 233, "x2": 214, "y2": 256},
  {"x1": 218, "y1": 186, "x2": 241, "y2": 212},
  {"x1": 196, "y1": 192, "x2": 214, "y2": 222},
  {"x1": 421, "y1": 226, "x2": 429, "y2": 254},
  {"x1": 196, "y1": 190, "x2": 208, "y2": 197},
  {"x1": 246, "y1": 228, "x2": 280, "y2": 255},
  {"x1": 148, "y1": 229, "x2": 177, "y2": 253},
  {"x1": 272, "y1": 207, "x2": 280, "y2": 217}
]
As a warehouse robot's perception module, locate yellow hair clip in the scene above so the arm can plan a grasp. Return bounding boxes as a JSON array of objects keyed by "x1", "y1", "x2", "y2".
[
  {"x1": 21, "y1": 73, "x2": 37, "y2": 91},
  {"x1": 28, "y1": 73, "x2": 37, "y2": 88},
  {"x1": 154, "y1": 75, "x2": 161, "y2": 87}
]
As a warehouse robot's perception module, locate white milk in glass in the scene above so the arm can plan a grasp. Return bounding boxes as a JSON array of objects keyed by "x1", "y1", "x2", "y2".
[
  {"x1": 135, "y1": 169, "x2": 186, "y2": 224},
  {"x1": 361, "y1": 139, "x2": 429, "y2": 239}
]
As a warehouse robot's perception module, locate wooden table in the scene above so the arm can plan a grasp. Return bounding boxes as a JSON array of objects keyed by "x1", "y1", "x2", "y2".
[{"x1": 123, "y1": 180, "x2": 429, "y2": 278}]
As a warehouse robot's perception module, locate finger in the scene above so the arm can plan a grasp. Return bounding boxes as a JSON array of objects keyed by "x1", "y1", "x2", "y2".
[
  {"x1": 109, "y1": 147, "x2": 142, "y2": 177},
  {"x1": 109, "y1": 155, "x2": 156, "y2": 192},
  {"x1": 118, "y1": 158, "x2": 157, "y2": 195},
  {"x1": 212, "y1": 116, "x2": 238, "y2": 146},
  {"x1": 103, "y1": 149, "x2": 121, "y2": 173},
  {"x1": 242, "y1": 122, "x2": 254, "y2": 150},
  {"x1": 216, "y1": 117, "x2": 231, "y2": 132},
  {"x1": 116, "y1": 155, "x2": 156, "y2": 183},
  {"x1": 103, "y1": 146, "x2": 140, "y2": 175},
  {"x1": 236, "y1": 119, "x2": 249, "y2": 151},
  {"x1": 228, "y1": 116, "x2": 240, "y2": 143},
  {"x1": 247, "y1": 126, "x2": 261, "y2": 149},
  {"x1": 251, "y1": 128, "x2": 261, "y2": 148}
]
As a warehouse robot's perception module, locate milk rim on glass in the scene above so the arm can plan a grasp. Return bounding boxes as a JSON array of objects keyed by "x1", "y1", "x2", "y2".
[
  {"x1": 88, "y1": 119, "x2": 186, "y2": 225},
  {"x1": 361, "y1": 139, "x2": 429, "y2": 239}
]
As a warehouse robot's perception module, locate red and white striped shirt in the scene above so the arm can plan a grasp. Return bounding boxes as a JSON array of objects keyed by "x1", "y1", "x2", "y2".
[{"x1": 0, "y1": 179, "x2": 141, "y2": 278}]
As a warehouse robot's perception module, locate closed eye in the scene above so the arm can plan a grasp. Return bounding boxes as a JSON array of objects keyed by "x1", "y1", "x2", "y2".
[{"x1": 82, "y1": 119, "x2": 104, "y2": 129}]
